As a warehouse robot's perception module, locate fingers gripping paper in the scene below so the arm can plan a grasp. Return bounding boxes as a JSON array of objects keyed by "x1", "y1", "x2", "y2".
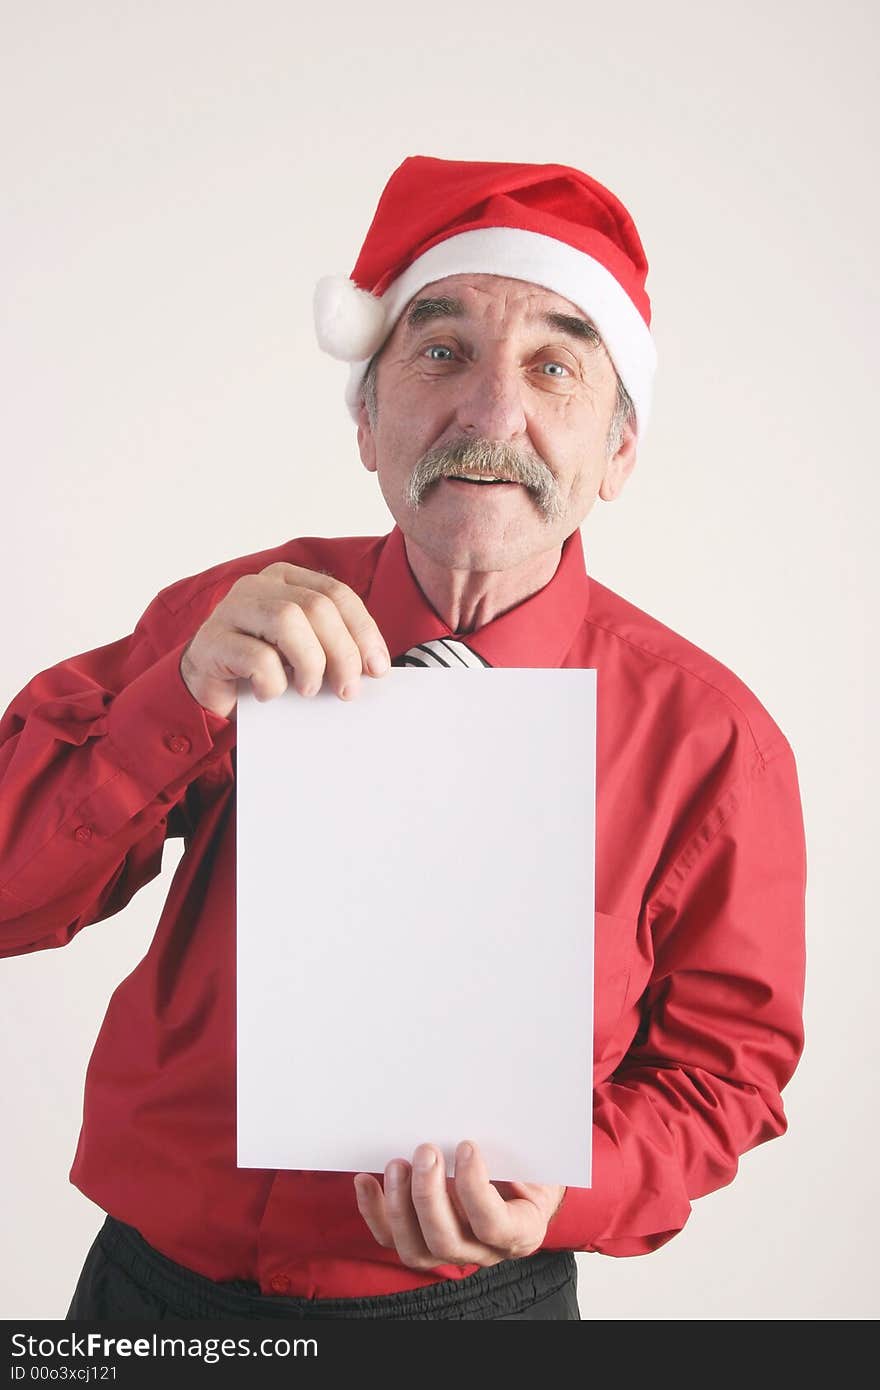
[{"x1": 235, "y1": 667, "x2": 596, "y2": 1187}]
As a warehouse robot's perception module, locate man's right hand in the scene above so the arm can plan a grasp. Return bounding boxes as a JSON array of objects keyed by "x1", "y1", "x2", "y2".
[{"x1": 179, "y1": 562, "x2": 392, "y2": 719}]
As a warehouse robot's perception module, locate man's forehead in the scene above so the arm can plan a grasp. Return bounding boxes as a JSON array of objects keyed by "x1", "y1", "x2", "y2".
[
  {"x1": 400, "y1": 273, "x2": 603, "y2": 349},
  {"x1": 407, "y1": 273, "x2": 589, "y2": 319}
]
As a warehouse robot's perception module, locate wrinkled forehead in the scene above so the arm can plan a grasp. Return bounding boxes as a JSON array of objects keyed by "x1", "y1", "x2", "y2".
[
  {"x1": 411, "y1": 271, "x2": 593, "y2": 318},
  {"x1": 396, "y1": 272, "x2": 605, "y2": 352}
]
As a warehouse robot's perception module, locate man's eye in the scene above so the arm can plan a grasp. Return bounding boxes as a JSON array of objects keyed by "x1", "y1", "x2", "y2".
[
  {"x1": 424, "y1": 345, "x2": 455, "y2": 361},
  {"x1": 541, "y1": 361, "x2": 568, "y2": 377}
]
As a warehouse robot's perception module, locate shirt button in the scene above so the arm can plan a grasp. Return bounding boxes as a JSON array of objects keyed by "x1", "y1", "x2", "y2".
[
  {"x1": 166, "y1": 734, "x2": 192, "y2": 755},
  {"x1": 74, "y1": 825, "x2": 93, "y2": 843},
  {"x1": 269, "y1": 1273, "x2": 291, "y2": 1294}
]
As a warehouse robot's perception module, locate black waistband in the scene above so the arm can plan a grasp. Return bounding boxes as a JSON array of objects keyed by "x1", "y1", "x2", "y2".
[{"x1": 97, "y1": 1216, "x2": 575, "y2": 1320}]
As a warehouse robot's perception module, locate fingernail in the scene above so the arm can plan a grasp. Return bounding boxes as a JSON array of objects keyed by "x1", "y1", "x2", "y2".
[
  {"x1": 387, "y1": 1161, "x2": 405, "y2": 1188},
  {"x1": 340, "y1": 679, "x2": 360, "y2": 700},
  {"x1": 366, "y1": 650, "x2": 390, "y2": 675},
  {"x1": 457, "y1": 1142, "x2": 473, "y2": 1163},
  {"x1": 414, "y1": 1148, "x2": 436, "y2": 1172}
]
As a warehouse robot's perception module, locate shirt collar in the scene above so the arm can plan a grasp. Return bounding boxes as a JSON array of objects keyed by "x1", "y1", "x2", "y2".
[{"x1": 366, "y1": 523, "x2": 591, "y2": 668}]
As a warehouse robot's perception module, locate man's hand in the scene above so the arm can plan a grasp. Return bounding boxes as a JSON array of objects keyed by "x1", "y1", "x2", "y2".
[
  {"x1": 179, "y1": 562, "x2": 392, "y2": 719},
  {"x1": 353, "y1": 1141, "x2": 566, "y2": 1271}
]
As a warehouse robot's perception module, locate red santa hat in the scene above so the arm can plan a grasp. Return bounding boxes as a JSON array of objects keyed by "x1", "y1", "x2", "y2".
[{"x1": 313, "y1": 155, "x2": 656, "y2": 439}]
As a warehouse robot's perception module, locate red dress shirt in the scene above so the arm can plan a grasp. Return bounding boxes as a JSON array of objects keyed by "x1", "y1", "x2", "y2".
[{"x1": 0, "y1": 523, "x2": 807, "y2": 1298}]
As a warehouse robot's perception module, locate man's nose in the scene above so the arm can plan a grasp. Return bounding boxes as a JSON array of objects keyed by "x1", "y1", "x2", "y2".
[{"x1": 452, "y1": 360, "x2": 528, "y2": 441}]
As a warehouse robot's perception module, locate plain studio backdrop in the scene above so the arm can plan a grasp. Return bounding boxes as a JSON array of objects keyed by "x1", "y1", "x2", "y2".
[{"x1": 1, "y1": 0, "x2": 876, "y2": 1322}]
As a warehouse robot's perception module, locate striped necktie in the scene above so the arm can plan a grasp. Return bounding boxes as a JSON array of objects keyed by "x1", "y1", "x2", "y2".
[{"x1": 390, "y1": 637, "x2": 493, "y2": 668}]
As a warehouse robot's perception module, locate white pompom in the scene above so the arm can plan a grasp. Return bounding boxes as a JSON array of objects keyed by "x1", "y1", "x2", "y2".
[{"x1": 313, "y1": 275, "x2": 387, "y2": 361}]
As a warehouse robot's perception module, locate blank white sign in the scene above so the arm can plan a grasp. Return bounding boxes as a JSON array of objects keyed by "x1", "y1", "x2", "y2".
[{"x1": 235, "y1": 666, "x2": 596, "y2": 1187}]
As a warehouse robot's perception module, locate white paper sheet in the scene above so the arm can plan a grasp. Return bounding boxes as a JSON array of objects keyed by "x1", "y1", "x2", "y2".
[{"x1": 235, "y1": 666, "x2": 596, "y2": 1187}]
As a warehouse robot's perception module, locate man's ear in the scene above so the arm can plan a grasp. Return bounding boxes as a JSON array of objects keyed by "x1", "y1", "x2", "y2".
[
  {"x1": 598, "y1": 418, "x2": 637, "y2": 502},
  {"x1": 356, "y1": 399, "x2": 377, "y2": 475}
]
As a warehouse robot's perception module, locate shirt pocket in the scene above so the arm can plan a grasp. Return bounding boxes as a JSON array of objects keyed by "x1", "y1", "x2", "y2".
[{"x1": 593, "y1": 909, "x2": 635, "y2": 1064}]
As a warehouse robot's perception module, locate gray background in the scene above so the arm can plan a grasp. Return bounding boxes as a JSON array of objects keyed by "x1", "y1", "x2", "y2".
[{"x1": 1, "y1": 0, "x2": 875, "y2": 1319}]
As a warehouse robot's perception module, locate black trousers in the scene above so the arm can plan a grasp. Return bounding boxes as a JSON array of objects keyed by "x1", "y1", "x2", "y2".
[{"x1": 66, "y1": 1215, "x2": 580, "y2": 1320}]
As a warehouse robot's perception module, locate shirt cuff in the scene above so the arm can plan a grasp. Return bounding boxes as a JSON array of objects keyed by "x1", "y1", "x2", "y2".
[
  {"x1": 540, "y1": 1124, "x2": 624, "y2": 1252},
  {"x1": 105, "y1": 638, "x2": 234, "y2": 807}
]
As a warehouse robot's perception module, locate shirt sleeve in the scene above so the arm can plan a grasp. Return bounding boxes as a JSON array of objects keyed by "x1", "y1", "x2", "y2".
[
  {"x1": 0, "y1": 591, "x2": 236, "y2": 958},
  {"x1": 541, "y1": 735, "x2": 807, "y2": 1256}
]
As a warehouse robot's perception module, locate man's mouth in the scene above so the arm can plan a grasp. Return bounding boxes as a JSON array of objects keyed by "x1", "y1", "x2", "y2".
[{"x1": 443, "y1": 474, "x2": 521, "y2": 487}]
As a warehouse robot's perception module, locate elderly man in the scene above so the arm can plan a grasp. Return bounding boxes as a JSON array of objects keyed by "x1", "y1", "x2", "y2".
[{"x1": 0, "y1": 156, "x2": 806, "y2": 1321}]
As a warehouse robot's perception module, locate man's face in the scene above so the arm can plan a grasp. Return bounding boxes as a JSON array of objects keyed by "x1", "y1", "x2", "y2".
[{"x1": 356, "y1": 273, "x2": 637, "y2": 573}]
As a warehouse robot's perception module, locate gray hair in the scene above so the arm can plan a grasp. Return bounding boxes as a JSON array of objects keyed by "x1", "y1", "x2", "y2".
[{"x1": 361, "y1": 351, "x2": 634, "y2": 458}]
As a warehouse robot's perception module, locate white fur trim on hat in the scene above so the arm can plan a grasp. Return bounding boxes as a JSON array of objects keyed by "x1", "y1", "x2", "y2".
[
  {"x1": 313, "y1": 274, "x2": 387, "y2": 362},
  {"x1": 336, "y1": 227, "x2": 657, "y2": 439}
]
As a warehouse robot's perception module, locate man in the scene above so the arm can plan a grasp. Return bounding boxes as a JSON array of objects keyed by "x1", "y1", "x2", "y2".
[{"x1": 0, "y1": 156, "x2": 807, "y2": 1321}]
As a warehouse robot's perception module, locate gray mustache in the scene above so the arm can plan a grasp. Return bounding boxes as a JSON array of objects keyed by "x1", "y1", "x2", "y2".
[
  {"x1": 405, "y1": 438, "x2": 565, "y2": 524},
  {"x1": 416, "y1": 437, "x2": 547, "y2": 486}
]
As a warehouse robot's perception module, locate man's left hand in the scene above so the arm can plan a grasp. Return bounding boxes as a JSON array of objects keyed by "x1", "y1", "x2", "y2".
[{"x1": 353, "y1": 1140, "x2": 566, "y2": 1270}]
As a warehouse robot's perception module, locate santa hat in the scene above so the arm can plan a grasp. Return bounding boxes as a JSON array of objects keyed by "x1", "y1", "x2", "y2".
[{"x1": 313, "y1": 155, "x2": 656, "y2": 438}]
